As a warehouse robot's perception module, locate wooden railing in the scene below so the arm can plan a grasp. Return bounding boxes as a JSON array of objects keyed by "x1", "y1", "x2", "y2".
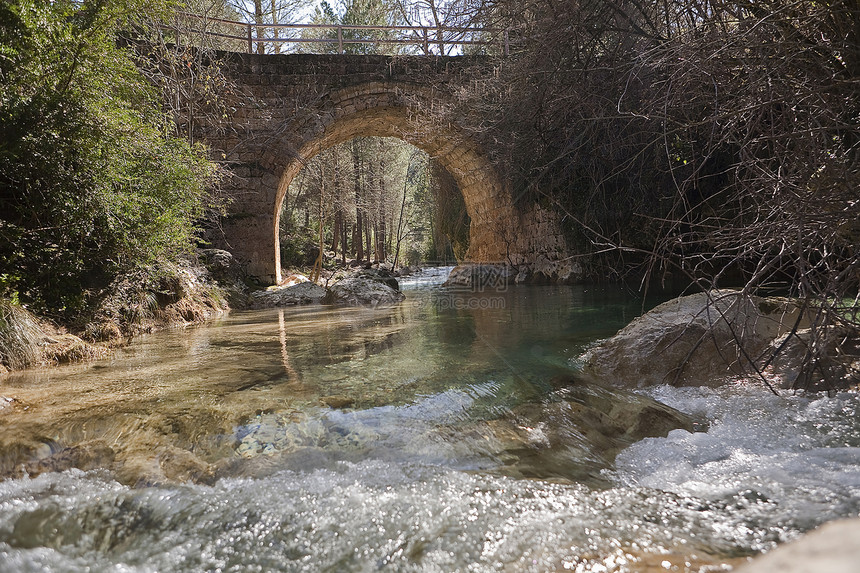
[{"x1": 167, "y1": 12, "x2": 509, "y2": 56}]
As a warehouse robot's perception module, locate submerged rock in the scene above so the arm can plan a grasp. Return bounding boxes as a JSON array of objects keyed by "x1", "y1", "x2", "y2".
[
  {"x1": 250, "y1": 282, "x2": 327, "y2": 308},
  {"x1": 321, "y1": 395, "x2": 355, "y2": 409},
  {"x1": 234, "y1": 410, "x2": 376, "y2": 460},
  {"x1": 440, "y1": 376, "x2": 697, "y2": 483},
  {"x1": 322, "y1": 277, "x2": 405, "y2": 307},
  {"x1": 156, "y1": 445, "x2": 217, "y2": 485},
  {"x1": 114, "y1": 443, "x2": 216, "y2": 487},
  {"x1": 581, "y1": 290, "x2": 811, "y2": 388},
  {"x1": 21, "y1": 440, "x2": 117, "y2": 477}
]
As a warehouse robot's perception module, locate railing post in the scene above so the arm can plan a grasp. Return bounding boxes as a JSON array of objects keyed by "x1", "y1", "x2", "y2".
[{"x1": 155, "y1": 17, "x2": 504, "y2": 57}]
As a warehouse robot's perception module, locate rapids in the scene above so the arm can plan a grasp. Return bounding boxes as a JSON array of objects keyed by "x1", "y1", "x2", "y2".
[{"x1": 1, "y1": 268, "x2": 859, "y2": 572}]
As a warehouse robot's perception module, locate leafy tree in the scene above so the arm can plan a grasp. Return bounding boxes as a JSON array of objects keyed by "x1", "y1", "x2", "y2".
[
  {"x1": 0, "y1": 0, "x2": 218, "y2": 322},
  {"x1": 280, "y1": 137, "x2": 459, "y2": 268},
  {"x1": 300, "y1": 0, "x2": 404, "y2": 54}
]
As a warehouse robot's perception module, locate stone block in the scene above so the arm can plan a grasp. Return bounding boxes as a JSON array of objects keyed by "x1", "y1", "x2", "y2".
[{"x1": 200, "y1": 53, "x2": 562, "y2": 281}]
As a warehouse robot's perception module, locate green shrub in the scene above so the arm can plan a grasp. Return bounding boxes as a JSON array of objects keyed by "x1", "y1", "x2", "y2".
[{"x1": 0, "y1": 0, "x2": 218, "y2": 323}]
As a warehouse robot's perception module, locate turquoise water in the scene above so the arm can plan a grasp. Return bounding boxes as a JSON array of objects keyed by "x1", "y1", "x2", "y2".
[{"x1": 1, "y1": 268, "x2": 859, "y2": 572}]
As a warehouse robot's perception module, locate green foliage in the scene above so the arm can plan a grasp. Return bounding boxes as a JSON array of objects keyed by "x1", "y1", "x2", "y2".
[
  {"x1": 279, "y1": 230, "x2": 319, "y2": 267},
  {"x1": 0, "y1": 0, "x2": 218, "y2": 322},
  {"x1": 305, "y1": 0, "x2": 403, "y2": 54}
]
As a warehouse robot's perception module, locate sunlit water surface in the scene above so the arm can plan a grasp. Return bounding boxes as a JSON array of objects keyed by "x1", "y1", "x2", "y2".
[{"x1": 1, "y1": 268, "x2": 859, "y2": 572}]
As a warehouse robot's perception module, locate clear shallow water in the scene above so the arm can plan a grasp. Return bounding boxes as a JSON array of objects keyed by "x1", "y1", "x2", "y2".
[{"x1": 1, "y1": 268, "x2": 859, "y2": 572}]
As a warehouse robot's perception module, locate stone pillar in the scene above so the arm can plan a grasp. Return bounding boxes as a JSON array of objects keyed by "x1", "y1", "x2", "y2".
[
  {"x1": 220, "y1": 214, "x2": 278, "y2": 282},
  {"x1": 215, "y1": 163, "x2": 282, "y2": 284}
]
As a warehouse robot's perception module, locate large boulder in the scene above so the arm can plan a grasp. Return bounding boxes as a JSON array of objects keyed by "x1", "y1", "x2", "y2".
[
  {"x1": 322, "y1": 277, "x2": 405, "y2": 307},
  {"x1": 581, "y1": 290, "x2": 809, "y2": 388},
  {"x1": 250, "y1": 282, "x2": 327, "y2": 309},
  {"x1": 199, "y1": 248, "x2": 243, "y2": 283},
  {"x1": 766, "y1": 325, "x2": 860, "y2": 391},
  {"x1": 733, "y1": 519, "x2": 860, "y2": 573},
  {"x1": 443, "y1": 264, "x2": 516, "y2": 291},
  {"x1": 355, "y1": 268, "x2": 400, "y2": 291}
]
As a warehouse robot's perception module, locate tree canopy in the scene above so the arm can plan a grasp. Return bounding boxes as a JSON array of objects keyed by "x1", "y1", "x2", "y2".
[{"x1": 0, "y1": 0, "x2": 219, "y2": 322}]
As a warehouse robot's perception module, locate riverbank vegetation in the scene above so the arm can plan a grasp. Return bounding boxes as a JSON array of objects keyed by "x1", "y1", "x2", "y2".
[
  {"x1": 465, "y1": 0, "x2": 859, "y2": 390},
  {"x1": 0, "y1": 0, "x2": 224, "y2": 368}
]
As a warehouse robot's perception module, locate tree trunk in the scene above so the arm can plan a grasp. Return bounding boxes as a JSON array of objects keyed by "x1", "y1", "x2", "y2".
[
  {"x1": 365, "y1": 217, "x2": 372, "y2": 263},
  {"x1": 352, "y1": 142, "x2": 364, "y2": 261},
  {"x1": 340, "y1": 215, "x2": 348, "y2": 265},
  {"x1": 377, "y1": 157, "x2": 387, "y2": 262},
  {"x1": 310, "y1": 163, "x2": 325, "y2": 283},
  {"x1": 270, "y1": 0, "x2": 278, "y2": 53},
  {"x1": 392, "y1": 163, "x2": 409, "y2": 269},
  {"x1": 330, "y1": 152, "x2": 341, "y2": 262},
  {"x1": 254, "y1": 0, "x2": 265, "y2": 54},
  {"x1": 331, "y1": 210, "x2": 341, "y2": 262},
  {"x1": 387, "y1": 211, "x2": 394, "y2": 256}
]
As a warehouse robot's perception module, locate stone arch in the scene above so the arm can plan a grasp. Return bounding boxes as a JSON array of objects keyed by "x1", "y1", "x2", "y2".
[{"x1": 270, "y1": 82, "x2": 515, "y2": 283}]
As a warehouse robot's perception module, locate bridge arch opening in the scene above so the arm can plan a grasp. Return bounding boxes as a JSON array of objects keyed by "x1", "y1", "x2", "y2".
[
  {"x1": 278, "y1": 137, "x2": 467, "y2": 275},
  {"x1": 271, "y1": 95, "x2": 513, "y2": 283}
]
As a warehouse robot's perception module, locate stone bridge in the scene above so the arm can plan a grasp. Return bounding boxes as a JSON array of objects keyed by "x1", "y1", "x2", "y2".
[{"x1": 198, "y1": 52, "x2": 571, "y2": 283}]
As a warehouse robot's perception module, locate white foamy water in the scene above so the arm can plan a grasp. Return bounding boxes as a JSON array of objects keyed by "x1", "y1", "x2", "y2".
[
  {"x1": 611, "y1": 385, "x2": 860, "y2": 536},
  {"x1": 3, "y1": 387, "x2": 859, "y2": 572},
  {"x1": 396, "y1": 265, "x2": 455, "y2": 291},
  {"x1": 1, "y1": 277, "x2": 859, "y2": 572}
]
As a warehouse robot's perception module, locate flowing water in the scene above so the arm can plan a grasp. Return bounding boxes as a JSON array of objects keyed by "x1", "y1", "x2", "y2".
[{"x1": 1, "y1": 268, "x2": 859, "y2": 572}]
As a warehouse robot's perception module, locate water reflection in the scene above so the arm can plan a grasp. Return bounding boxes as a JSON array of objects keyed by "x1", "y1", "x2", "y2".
[{"x1": 0, "y1": 277, "x2": 662, "y2": 485}]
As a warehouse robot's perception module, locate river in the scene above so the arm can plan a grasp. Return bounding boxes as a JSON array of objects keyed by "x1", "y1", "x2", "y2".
[{"x1": 1, "y1": 267, "x2": 859, "y2": 572}]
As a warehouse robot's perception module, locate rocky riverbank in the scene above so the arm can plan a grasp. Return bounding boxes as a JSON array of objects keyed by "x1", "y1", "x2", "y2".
[
  {"x1": 249, "y1": 268, "x2": 406, "y2": 309},
  {"x1": 581, "y1": 290, "x2": 860, "y2": 392},
  {"x1": 0, "y1": 251, "x2": 239, "y2": 375},
  {"x1": 0, "y1": 251, "x2": 416, "y2": 374}
]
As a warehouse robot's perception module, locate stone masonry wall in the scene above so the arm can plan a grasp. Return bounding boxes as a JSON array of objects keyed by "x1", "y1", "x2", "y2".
[{"x1": 196, "y1": 52, "x2": 574, "y2": 283}]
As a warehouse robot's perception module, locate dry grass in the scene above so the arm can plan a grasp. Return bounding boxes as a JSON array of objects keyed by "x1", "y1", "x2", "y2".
[
  {"x1": 0, "y1": 300, "x2": 44, "y2": 370},
  {"x1": 42, "y1": 333, "x2": 109, "y2": 365},
  {"x1": 1, "y1": 299, "x2": 110, "y2": 372}
]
